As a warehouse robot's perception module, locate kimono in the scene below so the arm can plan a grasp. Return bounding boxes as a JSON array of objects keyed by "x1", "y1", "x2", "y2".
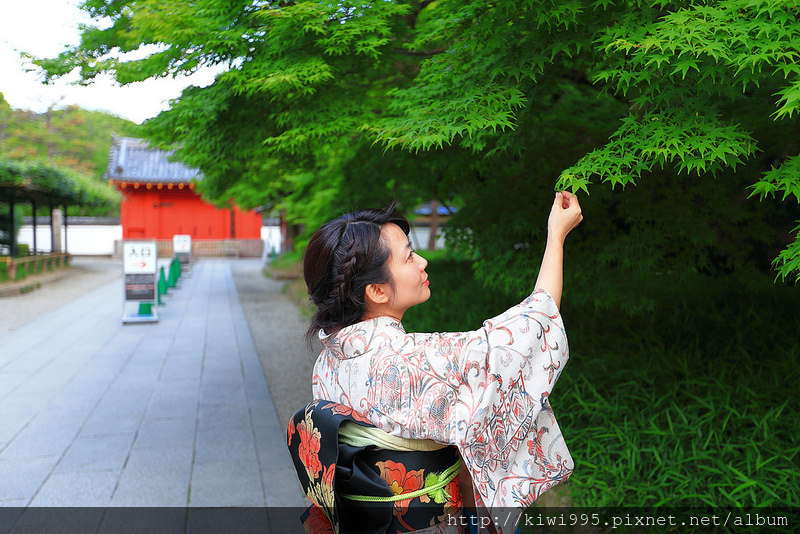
[
  {"x1": 287, "y1": 400, "x2": 463, "y2": 534},
  {"x1": 311, "y1": 289, "x2": 574, "y2": 533}
]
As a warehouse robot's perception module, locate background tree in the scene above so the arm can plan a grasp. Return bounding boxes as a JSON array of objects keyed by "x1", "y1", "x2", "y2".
[
  {"x1": 36, "y1": 0, "x2": 800, "y2": 308},
  {"x1": 0, "y1": 93, "x2": 139, "y2": 215},
  {"x1": 0, "y1": 96, "x2": 140, "y2": 179}
]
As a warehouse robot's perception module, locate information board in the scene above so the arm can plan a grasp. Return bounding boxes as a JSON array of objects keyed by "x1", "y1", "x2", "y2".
[
  {"x1": 173, "y1": 234, "x2": 191, "y2": 254},
  {"x1": 173, "y1": 234, "x2": 192, "y2": 272},
  {"x1": 122, "y1": 241, "x2": 158, "y2": 323},
  {"x1": 125, "y1": 273, "x2": 156, "y2": 300}
]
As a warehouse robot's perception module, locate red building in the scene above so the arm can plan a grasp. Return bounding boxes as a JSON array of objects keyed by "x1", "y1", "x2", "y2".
[{"x1": 106, "y1": 137, "x2": 263, "y2": 255}]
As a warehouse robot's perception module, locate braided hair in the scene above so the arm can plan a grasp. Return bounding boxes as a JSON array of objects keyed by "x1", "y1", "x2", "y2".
[{"x1": 304, "y1": 204, "x2": 410, "y2": 341}]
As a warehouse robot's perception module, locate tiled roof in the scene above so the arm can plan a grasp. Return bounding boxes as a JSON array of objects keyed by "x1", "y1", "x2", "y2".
[
  {"x1": 413, "y1": 202, "x2": 456, "y2": 216},
  {"x1": 104, "y1": 136, "x2": 203, "y2": 183}
]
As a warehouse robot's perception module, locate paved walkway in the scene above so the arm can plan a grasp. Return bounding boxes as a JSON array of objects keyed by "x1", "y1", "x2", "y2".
[
  {"x1": 231, "y1": 264, "x2": 318, "y2": 429},
  {"x1": 0, "y1": 259, "x2": 306, "y2": 532}
]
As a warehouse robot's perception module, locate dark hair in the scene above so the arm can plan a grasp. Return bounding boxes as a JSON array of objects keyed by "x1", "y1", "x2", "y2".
[{"x1": 304, "y1": 204, "x2": 410, "y2": 340}]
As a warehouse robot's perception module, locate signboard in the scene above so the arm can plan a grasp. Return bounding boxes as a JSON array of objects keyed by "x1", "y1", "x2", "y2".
[
  {"x1": 173, "y1": 234, "x2": 192, "y2": 272},
  {"x1": 173, "y1": 234, "x2": 192, "y2": 254},
  {"x1": 124, "y1": 241, "x2": 158, "y2": 273},
  {"x1": 125, "y1": 273, "x2": 156, "y2": 300},
  {"x1": 122, "y1": 241, "x2": 158, "y2": 323}
]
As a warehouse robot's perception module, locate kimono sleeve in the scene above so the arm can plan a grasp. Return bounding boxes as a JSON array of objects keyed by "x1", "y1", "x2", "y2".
[{"x1": 453, "y1": 288, "x2": 573, "y2": 512}]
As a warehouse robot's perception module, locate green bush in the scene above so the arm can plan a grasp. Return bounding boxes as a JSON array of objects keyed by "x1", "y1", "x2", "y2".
[
  {"x1": 271, "y1": 249, "x2": 303, "y2": 271},
  {"x1": 403, "y1": 251, "x2": 520, "y2": 333},
  {"x1": 403, "y1": 253, "x2": 800, "y2": 508},
  {"x1": 14, "y1": 263, "x2": 27, "y2": 281}
]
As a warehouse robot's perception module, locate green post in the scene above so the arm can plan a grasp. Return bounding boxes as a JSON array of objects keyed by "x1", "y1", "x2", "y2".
[
  {"x1": 158, "y1": 266, "x2": 168, "y2": 304},
  {"x1": 167, "y1": 258, "x2": 178, "y2": 288},
  {"x1": 172, "y1": 257, "x2": 181, "y2": 281}
]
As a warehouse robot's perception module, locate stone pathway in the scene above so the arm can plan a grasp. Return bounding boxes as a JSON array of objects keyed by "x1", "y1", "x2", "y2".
[
  {"x1": 0, "y1": 258, "x2": 122, "y2": 336},
  {"x1": 230, "y1": 263, "x2": 318, "y2": 429},
  {"x1": 0, "y1": 259, "x2": 307, "y2": 533}
]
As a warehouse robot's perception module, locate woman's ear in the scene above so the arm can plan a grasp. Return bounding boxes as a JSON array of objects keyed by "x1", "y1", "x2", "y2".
[{"x1": 364, "y1": 283, "x2": 390, "y2": 306}]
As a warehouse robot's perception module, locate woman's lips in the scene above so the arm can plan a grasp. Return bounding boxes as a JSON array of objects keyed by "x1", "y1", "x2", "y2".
[{"x1": 423, "y1": 279, "x2": 430, "y2": 287}]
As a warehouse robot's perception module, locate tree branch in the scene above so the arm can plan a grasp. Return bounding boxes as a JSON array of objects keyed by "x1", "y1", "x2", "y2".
[
  {"x1": 391, "y1": 48, "x2": 446, "y2": 57},
  {"x1": 405, "y1": 0, "x2": 437, "y2": 29}
]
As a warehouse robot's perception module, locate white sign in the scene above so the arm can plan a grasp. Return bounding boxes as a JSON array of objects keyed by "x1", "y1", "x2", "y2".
[
  {"x1": 124, "y1": 241, "x2": 158, "y2": 274},
  {"x1": 173, "y1": 234, "x2": 192, "y2": 254},
  {"x1": 122, "y1": 240, "x2": 159, "y2": 323}
]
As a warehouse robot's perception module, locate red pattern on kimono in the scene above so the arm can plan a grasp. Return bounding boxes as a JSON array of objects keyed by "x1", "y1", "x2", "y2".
[{"x1": 312, "y1": 289, "x2": 573, "y2": 533}]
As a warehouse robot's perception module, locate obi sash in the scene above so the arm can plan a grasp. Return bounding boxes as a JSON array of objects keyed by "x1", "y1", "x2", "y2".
[{"x1": 287, "y1": 400, "x2": 463, "y2": 534}]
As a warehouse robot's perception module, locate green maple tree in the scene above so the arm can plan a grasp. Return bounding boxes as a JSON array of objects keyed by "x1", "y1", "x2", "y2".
[{"x1": 33, "y1": 0, "x2": 800, "y2": 308}]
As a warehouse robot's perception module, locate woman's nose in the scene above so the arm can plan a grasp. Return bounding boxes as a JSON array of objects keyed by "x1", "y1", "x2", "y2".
[{"x1": 419, "y1": 255, "x2": 428, "y2": 269}]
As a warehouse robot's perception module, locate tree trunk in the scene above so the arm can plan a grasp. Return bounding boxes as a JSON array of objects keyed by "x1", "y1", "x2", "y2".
[{"x1": 427, "y1": 200, "x2": 439, "y2": 251}]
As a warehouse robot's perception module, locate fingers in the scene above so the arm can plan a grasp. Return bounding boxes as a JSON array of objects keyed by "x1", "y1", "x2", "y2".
[
  {"x1": 568, "y1": 192, "x2": 581, "y2": 211},
  {"x1": 548, "y1": 191, "x2": 583, "y2": 241},
  {"x1": 555, "y1": 190, "x2": 580, "y2": 210},
  {"x1": 553, "y1": 192, "x2": 564, "y2": 209},
  {"x1": 557, "y1": 190, "x2": 583, "y2": 228}
]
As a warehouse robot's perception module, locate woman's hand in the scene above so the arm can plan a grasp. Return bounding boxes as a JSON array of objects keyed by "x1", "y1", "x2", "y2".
[
  {"x1": 536, "y1": 191, "x2": 583, "y2": 308},
  {"x1": 547, "y1": 191, "x2": 583, "y2": 244}
]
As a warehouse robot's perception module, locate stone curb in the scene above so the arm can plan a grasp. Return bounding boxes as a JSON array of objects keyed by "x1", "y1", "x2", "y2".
[{"x1": 0, "y1": 268, "x2": 74, "y2": 298}]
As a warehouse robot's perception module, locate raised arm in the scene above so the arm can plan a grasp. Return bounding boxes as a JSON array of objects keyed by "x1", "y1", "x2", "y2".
[{"x1": 534, "y1": 191, "x2": 583, "y2": 309}]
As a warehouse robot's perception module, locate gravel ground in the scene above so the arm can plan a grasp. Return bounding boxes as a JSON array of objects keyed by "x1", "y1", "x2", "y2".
[
  {"x1": 230, "y1": 261, "x2": 319, "y2": 428},
  {"x1": 0, "y1": 257, "x2": 317, "y2": 430}
]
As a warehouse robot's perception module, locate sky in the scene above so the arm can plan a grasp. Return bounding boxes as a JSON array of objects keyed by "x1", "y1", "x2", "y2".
[{"x1": 0, "y1": 0, "x2": 218, "y2": 124}]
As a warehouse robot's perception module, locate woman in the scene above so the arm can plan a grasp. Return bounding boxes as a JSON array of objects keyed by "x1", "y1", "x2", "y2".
[{"x1": 293, "y1": 192, "x2": 583, "y2": 533}]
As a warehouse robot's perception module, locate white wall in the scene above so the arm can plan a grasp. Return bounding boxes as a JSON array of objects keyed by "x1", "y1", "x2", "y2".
[
  {"x1": 17, "y1": 224, "x2": 283, "y2": 256},
  {"x1": 408, "y1": 226, "x2": 446, "y2": 250},
  {"x1": 18, "y1": 225, "x2": 123, "y2": 255},
  {"x1": 260, "y1": 226, "x2": 281, "y2": 256},
  {"x1": 17, "y1": 224, "x2": 443, "y2": 256}
]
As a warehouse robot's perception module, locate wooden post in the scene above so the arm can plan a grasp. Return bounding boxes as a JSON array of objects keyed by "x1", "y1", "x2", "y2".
[
  {"x1": 32, "y1": 199, "x2": 37, "y2": 255},
  {"x1": 63, "y1": 204, "x2": 68, "y2": 254},
  {"x1": 50, "y1": 204, "x2": 54, "y2": 252},
  {"x1": 51, "y1": 207, "x2": 63, "y2": 253},
  {"x1": 280, "y1": 210, "x2": 288, "y2": 253},
  {"x1": 9, "y1": 189, "x2": 15, "y2": 258},
  {"x1": 428, "y1": 200, "x2": 439, "y2": 252}
]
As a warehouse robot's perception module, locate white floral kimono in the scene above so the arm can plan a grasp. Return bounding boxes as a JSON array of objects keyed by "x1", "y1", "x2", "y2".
[{"x1": 312, "y1": 289, "x2": 574, "y2": 532}]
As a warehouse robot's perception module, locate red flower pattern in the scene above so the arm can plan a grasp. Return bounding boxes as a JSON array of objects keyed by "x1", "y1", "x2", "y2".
[
  {"x1": 432, "y1": 477, "x2": 463, "y2": 526},
  {"x1": 302, "y1": 504, "x2": 333, "y2": 534},
  {"x1": 325, "y1": 403, "x2": 373, "y2": 424},
  {"x1": 376, "y1": 460, "x2": 426, "y2": 510},
  {"x1": 321, "y1": 462, "x2": 335, "y2": 489},
  {"x1": 297, "y1": 420, "x2": 323, "y2": 478}
]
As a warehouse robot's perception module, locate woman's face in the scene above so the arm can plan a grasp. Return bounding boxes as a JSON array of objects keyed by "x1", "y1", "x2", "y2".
[{"x1": 380, "y1": 222, "x2": 430, "y2": 317}]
